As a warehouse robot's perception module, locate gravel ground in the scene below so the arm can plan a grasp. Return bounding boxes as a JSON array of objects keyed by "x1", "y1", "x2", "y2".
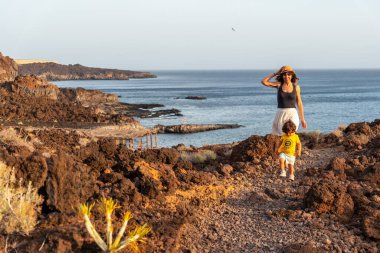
[{"x1": 179, "y1": 147, "x2": 378, "y2": 253}]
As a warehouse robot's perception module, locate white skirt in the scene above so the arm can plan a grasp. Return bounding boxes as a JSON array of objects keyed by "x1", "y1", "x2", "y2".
[{"x1": 272, "y1": 108, "x2": 299, "y2": 136}]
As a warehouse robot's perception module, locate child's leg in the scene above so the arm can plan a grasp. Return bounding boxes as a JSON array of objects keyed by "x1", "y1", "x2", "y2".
[
  {"x1": 288, "y1": 164, "x2": 294, "y2": 176},
  {"x1": 279, "y1": 158, "x2": 284, "y2": 168},
  {"x1": 279, "y1": 155, "x2": 286, "y2": 177},
  {"x1": 288, "y1": 163, "x2": 295, "y2": 180}
]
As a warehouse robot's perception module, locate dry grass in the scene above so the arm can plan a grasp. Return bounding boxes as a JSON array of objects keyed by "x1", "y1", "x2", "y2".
[
  {"x1": 0, "y1": 161, "x2": 43, "y2": 235},
  {"x1": 0, "y1": 128, "x2": 36, "y2": 152},
  {"x1": 299, "y1": 130, "x2": 321, "y2": 137},
  {"x1": 331, "y1": 124, "x2": 347, "y2": 137},
  {"x1": 180, "y1": 150, "x2": 217, "y2": 163}
]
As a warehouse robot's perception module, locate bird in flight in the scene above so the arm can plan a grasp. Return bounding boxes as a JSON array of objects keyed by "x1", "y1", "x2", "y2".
[{"x1": 231, "y1": 27, "x2": 236, "y2": 32}]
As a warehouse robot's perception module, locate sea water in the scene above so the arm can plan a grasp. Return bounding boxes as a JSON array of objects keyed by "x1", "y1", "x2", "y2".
[{"x1": 55, "y1": 70, "x2": 380, "y2": 147}]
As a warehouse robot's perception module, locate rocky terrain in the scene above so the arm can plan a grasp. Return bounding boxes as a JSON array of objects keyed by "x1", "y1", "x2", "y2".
[
  {"x1": 0, "y1": 52, "x2": 379, "y2": 252},
  {"x1": 0, "y1": 53, "x2": 175, "y2": 129},
  {"x1": 154, "y1": 124, "x2": 241, "y2": 134},
  {"x1": 18, "y1": 62, "x2": 156, "y2": 81},
  {"x1": 0, "y1": 118, "x2": 378, "y2": 253}
]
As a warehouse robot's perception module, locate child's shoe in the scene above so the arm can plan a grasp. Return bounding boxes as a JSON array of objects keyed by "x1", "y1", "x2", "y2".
[
  {"x1": 280, "y1": 170, "x2": 286, "y2": 177},
  {"x1": 289, "y1": 174, "x2": 295, "y2": 181}
]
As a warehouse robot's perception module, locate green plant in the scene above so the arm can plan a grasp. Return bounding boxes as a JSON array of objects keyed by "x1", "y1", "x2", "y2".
[
  {"x1": 80, "y1": 197, "x2": 151, "y2": 253},
  {"x1": 0, "y1": 161, "x2": 43, "y2": 235}
]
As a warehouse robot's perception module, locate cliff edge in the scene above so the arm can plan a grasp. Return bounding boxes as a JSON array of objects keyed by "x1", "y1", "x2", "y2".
[{"x1": 18, "y1": 62, "x2": 156, "y2": 81}]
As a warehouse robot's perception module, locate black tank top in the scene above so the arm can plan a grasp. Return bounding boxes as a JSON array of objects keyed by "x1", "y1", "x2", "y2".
[{"x1": 277, "y1": 83, "x2": 297, "y2": 108}]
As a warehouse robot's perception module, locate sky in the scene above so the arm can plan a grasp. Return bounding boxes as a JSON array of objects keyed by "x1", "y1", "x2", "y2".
[{"x1": 1, "y1": 0, "x2": 380, "y2": 70}]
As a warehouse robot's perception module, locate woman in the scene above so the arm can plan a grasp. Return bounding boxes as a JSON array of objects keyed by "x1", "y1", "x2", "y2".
[{"x1": 261, "y1": 66, "x2": 307, "y2": 136}]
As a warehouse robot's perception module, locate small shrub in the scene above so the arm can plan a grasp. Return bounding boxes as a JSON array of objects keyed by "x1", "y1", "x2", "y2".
[
  {"x1": 0, "y1": 161, "x2": 43, "y2": 235},
  {"x1": 79, "y1": 197, "x2": 151, "y2": 253},
  {"x1": 300, "y1": 130, "x2": 321, "y2": 137},
  {"x1": 180, "y1": 150, "x2": 217, "y2": 164},
  {"x1": 331, "y1": 124, "x2": 347, "y2": 137}
]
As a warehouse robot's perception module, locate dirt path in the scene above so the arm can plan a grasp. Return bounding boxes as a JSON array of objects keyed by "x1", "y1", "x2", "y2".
[{"x1": 179, "y1": 146, "x2": 371, "y2": 252}]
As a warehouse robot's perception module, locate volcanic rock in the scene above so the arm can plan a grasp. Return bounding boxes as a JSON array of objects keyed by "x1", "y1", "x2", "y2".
[
  {"x1": 45, "y1": 151, "x2": 100, "y2": 212},
  {"x1": 0, "y1": 52, "x2": 18, "y2": 84},
  {"x1": 328, "y1": 157, "x2": 349, "y2": 171},
  {"x1": 218, "y1": 164, "x2": 234, "y2": 176},
  {"x1": 18, "y1": 62, "x2": 156, "y2": 81},
  {"x1": 131, "y1": 160, "x2": 179, "y2": 198},
  {"x1": 345, "y1": 122, "x2": 373, "y2": 137},
  {"x1": 283, "y1": 241, "x2": 327, "y2": 253},
  {"x1": 154, "y1": 124, "x2": 241, "y2": 134},
  {"x1": 11, "y1": 75, "x2": 60, "y2": 100},
  {"x1": 360, "y1": 162, "x2": 380, "y2": 186},
  {"x1": 185, "y1": 96, "x2": 207, "y2": 100},
  {"x1": 18, "y1": 153, "x2": 49, "y2": 189},
  {"x1": 59, "y1": 87, "x2": 118, "y2": 105},
  {"x1": 304, "y1": 178, "x2": 354, "y2": 222},
  {"x1": 362, "y1": 210, "x2": 380, "y2": 239},
  {"x1": 230, "y1": 134, "x2": 278, "y2": 162}
]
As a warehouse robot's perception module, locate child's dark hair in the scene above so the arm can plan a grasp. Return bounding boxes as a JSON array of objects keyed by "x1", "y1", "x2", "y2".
[{"x1": 282, "y1": 120, "x2": 297, "y2": 134}]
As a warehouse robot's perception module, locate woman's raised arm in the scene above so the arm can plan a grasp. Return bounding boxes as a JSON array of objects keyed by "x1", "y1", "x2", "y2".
[{"x1": 261, "y1": 71, "x2": 280, "y2": 88}]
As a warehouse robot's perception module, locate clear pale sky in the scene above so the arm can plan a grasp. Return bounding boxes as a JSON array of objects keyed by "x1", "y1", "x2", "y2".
[{"x1": 1, "y1": 0, "x2": 380, "y2": 70}]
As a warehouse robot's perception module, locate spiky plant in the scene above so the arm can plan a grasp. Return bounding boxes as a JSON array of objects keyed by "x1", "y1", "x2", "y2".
[{"x1": 79, "y1": 197, "x2": 151, "y2": 253}]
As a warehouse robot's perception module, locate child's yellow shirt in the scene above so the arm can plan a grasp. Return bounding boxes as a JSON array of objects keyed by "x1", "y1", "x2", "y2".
[{"x1": 278, "y1": 133, "x2": 300, "y2": 156}]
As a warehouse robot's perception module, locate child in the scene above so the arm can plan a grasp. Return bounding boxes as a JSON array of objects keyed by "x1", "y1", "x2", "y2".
[{"x1": 276, "y1": 120, "x2": 301, "y2": 181}]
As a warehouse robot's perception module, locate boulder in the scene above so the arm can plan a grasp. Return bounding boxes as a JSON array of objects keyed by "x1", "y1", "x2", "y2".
[
  {"x1": 304, "y1": 179, "x2": 354, "y2": 222},
  {"x1": 18, "y1": 153, "x2": 49, "y2": 189},
  {"x1": 328, "y1": 157, "x2": 350, "y2": 180},
  {"x1": 342, "y1": 121, "x2": 380, "y2": 149},
  {"x1": 185, "y1": 96, "x2": 207, "y2": 100},
  {"x1": 283, "y1": 241, "x2": 327, "y2": 253},
  {"x1": 11, "y1": 75, "x2": 60, "y2": 100},
  {"x1": 347, "y1": 183, "x2": 371, "y2": 211},
  {"x1": 139, "y1": 148, "x2": 180, "y2": 165},
  {"x1": 218, "y1": 164, "x2": 234, "y2": 176},
  {"x1": 45, "y1": 151, "x2": 100, "y2": 212},
  {"x1": 0, "y1": 52, "x2": 18, "y2": 83},
  {"x1": 361, "y1": 162, "x2": 380, "y2": 186},
  {"x1": 362, "y1": 210, "x2": 380, "y2": 240},
  {"x1": 344, "y1": 133, "x2": 369, "y2": 149},
  {"x1": 230, "y1": 134, "x2": 278, "y2": 162},
  {"x1": 328, "y1": 157, "x2": 349, "y2": 171},
  {"x1": 345, "y1": 122, "x2": 372, "y2": 137},
  {"x1": 131, "y1": 160, "x2": 179, "y2": 198},
  {"x1": 59, "y1": 87, "x2": 118, "y2": 105}
]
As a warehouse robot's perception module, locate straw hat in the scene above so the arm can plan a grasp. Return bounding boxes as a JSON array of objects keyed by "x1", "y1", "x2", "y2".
[{"x1": 280, "y1": 65, "x2": 296, "y2": 75}]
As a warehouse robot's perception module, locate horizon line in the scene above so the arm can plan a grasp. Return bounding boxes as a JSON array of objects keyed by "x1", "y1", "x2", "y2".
[{"x1": 143, "y1": 68, "x2": 380, "y2": 71}]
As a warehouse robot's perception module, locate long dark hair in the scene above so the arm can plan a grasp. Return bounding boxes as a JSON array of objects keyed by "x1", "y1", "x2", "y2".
[{"x1": 276, "y1": 73, "x2": 299, "y2": 84}]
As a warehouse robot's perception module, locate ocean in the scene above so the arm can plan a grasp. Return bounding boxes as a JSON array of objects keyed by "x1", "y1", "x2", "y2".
[{"x1": 55, "y1": 70, "x2": 380, "y2": 147}]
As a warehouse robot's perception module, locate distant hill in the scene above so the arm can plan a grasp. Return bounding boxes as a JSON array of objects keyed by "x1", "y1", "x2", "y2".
[{"x1": 18, "y1": 62, "x2": 156, "y2": 81}]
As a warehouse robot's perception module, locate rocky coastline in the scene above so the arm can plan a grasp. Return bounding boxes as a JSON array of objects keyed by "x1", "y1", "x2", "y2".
[
  {"x1": 154, "y1": 123, "x2": 241, "y2": 134},
  {"x1": 18, "y1": 62, "x2": 156, "y2": 81},
  {"x1": 0, "y1": 52, "x2": 379, "y2": 252}
]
